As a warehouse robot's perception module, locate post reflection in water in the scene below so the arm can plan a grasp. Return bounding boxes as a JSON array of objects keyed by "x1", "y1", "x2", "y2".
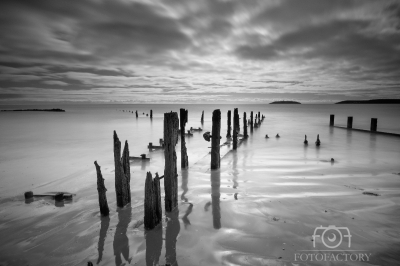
[
  {"x1": 141, "y1": 161, "x2": 150, "y2": 171},
  {"x1": 181, "y1": 169, "x2": 189, "y2": 202},
  {"x1": 113, "y1": 206, "x2": 132, "y2": 266},
  {"x1": 97, "y1": 216, "x2": 110, "y2": 264},
  {"x1": 369, "y1": 134, "x2": 377, "y2": 164},
  {"x1": 166, "y1": 209, "x2": 180, "y2": 266},
  {"x1": 232, "y1": 151, "x2": 239, "y2": 189},
  {"x1": 145, "y1": 225, "x2": 163, "y2": 266},
  {"x1": 182, "y1": 203, "x2": 193, "y2": 229},
  {"x1": 211, "y1": 169, "x2": 221, "y2": 229}
]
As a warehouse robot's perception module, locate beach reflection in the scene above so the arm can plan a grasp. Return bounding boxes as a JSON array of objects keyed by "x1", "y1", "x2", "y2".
[
  {"x1": 166, "y1": 209, "x2": 180, "y2": 266},
  {"x1": 97, "y1": 216, "x2": 110, "y2": 264},
  {"x1": 145, "y1": 225, "x2": 162, "y2": 266},
  {"x1": 211, "y1": 169, "x2": 221, "y2": 229},
  {"x1": 113, "y1": 206, "x2": 132, "y2": 266}
]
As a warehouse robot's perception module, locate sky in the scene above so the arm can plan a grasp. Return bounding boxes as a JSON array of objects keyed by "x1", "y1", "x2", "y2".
[{"x1": 0, "y1": 0, "x2": 400, "y2": 104}]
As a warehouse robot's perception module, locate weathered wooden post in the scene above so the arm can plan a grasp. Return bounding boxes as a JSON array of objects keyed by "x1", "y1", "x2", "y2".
[
  {"x1": 211, "y1": 109, "x2": 221, "y2": 170},
  {"x1": 113, "y1": 131, "x2": 131, "y2": 207},
  {"x1": 226, "y1": 110, "x2": 231, "y2": 138},
  {"x1": 258, "y1": 111, "x2": 260, "y2": 124},
  {"x1": 150, "y1": 110, "x2": 153, "y2": 119},
  {"x1": 135, "y1": 110, "x2": 138, "y2": 118},
  {"x1": 236, "y1": 109, "x2": 240, "y2": 132},
  {"x1": 243, "y1": 112, "x2": 248, "y2": 138},
  {"x1": 250, "y1": 111, "x2": 253, "y2": 132},
  {"x1": 94, "y1": 161, "x2": 109, "y2": 216},
  {"x1": 144, "y1": 172, "x2": 162, "y2": 230},
  {"x1": 201, "y1": 110, "x2": 204, "y2": 124},
  {"x1": 330, "y1": 114, "x2": 334, "y2": 126},
  {"x1": 164, "y1": 112, "x2": 179, "y2": 212},
  {"x1": 371, "y1": 118, "x2": 377, "y2": 132},
  {"x1": 347, "y1": 116, "x2": 353, "y2": 129},
  {"x1": 180, "y1": 108, "x2": 189, "y2": 168},
  {"x1": 233, "y1": 108, "x2": 238, "y2": 150}
]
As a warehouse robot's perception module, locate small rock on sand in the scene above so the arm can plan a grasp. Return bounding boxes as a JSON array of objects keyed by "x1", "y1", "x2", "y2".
[{"x1": 363, "y1": 192, "x2": 380, "y2": 196}]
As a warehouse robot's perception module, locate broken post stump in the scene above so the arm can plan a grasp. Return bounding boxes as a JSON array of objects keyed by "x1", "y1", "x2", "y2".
[
  {"x1": 94, "y1": 161, "x2": 110, "y2": 216},
  {"x1": 201, "y1": 110, "x2": 204, "y2": 124},
  {"x1": 233, "y1": 108, "x2": 238, "y2": 150},
  {"x1": 226, "y1": 110, "x2": 231, "y2": 138},
  {"x1": 148, "y1": 142, "x2": 163, "y2": 151},
  {"x1": 113, "y1": 131, "x2": 131, "y2": 207},
  {"x1": 347, "y1": 116, "x2": 353, "y2": 129},
  {"x1": 250, "y1": 111, "x2": 253, "y2": 132},
  {"x1": 243, "y1": 112, "x2": 248, "y2": 138},
  {"x1": 144, "y1": 172, "x2": 162, "y2": 230},
  {"x1": 150, "y1": 110, "x2": 153, "y2": 119},
  {"x1": 180, "y1": 108, "x2": 189, "y2": 169},
  {"x1": 330, "y1": 114, "x2": 334, "y2": 126},
  {"x1": 371, "y1": 118, "x2": 377, "y2": 132},
  {"x1": 164, "y1": 112, "x2": 179, "y2": 212},
  {"x1": 211, "y1": 109, "x2": 221, "y2": 170}
]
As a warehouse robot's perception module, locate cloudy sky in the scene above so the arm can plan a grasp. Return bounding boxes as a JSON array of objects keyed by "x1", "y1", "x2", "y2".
[{"x1": 0, "y1": 0, "x2": 400, "y2": 103}]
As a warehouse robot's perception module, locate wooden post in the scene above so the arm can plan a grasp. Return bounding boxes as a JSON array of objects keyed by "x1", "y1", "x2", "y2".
[
  {"x1": 201, "y1": 111, "x2": 204, "y2": 124},
  {"x1": 250, "y1": 111, "x2": 253, "y2": 132},
  {"x1": 258, "y1": 111, "x2": 260, "y2": 124},
  {"x1": 226, "y1": 110, "x2": 231, "y2": 138},
  {"x1": 243, "y1": 112, "x2": 248, "y2": 138},
  {"x1": 236, "y1": 109, "x2": 240, "y2": 132},
  {"x1": 233, "y1": 108, "x2": 238, "y2": 150},
  {"x1": 330, "y1": 114, "x2": 334, "y2": 126},
  {"x1": 144, "y1": 172, "x2": 162, "y2": 230},
  {"x1": 136, "y1": 110, "x2": 138, "y2": 118},
  {"x1": 164, "y1": 112, "x2": 179, "y2": 212},
  {"x1": 371, "y1": 118, "x2": 377, "y2": 132},
  {"x1": 113, "y1": 131, "x2": 131, "y2": 207},
  {"x1": 150, "y1": 110, "x2": 153, "y2": 119},
  {"x1": 180, "y1": 108, "x2": 189, "y2": 168},
  {"x1": 347, "y1": 116, "x2": 353, "y2": 129},
  {"x1": 211, "y1": 109, "x2": 221, "y2": 170},
  {"x1": 94, "y1": 161, "x2": 109, "y2": 216}
]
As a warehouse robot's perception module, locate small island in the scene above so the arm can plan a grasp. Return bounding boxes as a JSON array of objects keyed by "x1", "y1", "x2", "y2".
[
  {"x1": 270, "y1": 101, "x2": 301, "y2": 104},
  {"x1": 336, "y1": 99, "x2": 400, "y2": 104},
  {"x1": 1, "y1": 108, "x2": 66, "y2": 112}
]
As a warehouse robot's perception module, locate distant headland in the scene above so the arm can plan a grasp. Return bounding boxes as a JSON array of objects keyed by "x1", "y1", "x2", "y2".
[
  {"x1": 270, "y1": 101, "x2": 301, "y2": 104},
  {"x1": 336, "y1": 99, "x2": 400, "y2": 104},
  {"x1": 1, "y1": 108, "x2": 65, "y2": 112}
]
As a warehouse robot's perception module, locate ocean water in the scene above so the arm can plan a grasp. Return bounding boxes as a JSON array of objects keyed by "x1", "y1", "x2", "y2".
[{"x1": 0, "y1": 103, "x2": 399, "y2": 265}]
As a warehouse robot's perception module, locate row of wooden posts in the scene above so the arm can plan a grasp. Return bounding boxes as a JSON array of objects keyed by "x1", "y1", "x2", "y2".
[
  {"x1": 330, "y1": 114, "x2": 378, "y2": 131},
  {"x1": 94, "y1": 109, "x2": 264, "y2": 230}
]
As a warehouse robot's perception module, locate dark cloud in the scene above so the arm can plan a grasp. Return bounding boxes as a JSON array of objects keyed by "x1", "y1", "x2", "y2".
[
  {"x1": 0, "y1": 93, "x2": 24, "y2": 99},
  {"x1": 235, "y1": 18, "x2": 400, "y2": 82},
  {"x1": 252, "y1": 0, "x2": 363, "y2": 28}
]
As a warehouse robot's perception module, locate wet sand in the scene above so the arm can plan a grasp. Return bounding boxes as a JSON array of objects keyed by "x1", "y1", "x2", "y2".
[{"x1": 0, "y1": 104, "x2": 399, "y2": 265}]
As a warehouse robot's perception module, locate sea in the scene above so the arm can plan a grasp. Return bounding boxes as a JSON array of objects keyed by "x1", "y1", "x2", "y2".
[{"x1": 0, "y1": 103, "x2": 399, "y2": 265}]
